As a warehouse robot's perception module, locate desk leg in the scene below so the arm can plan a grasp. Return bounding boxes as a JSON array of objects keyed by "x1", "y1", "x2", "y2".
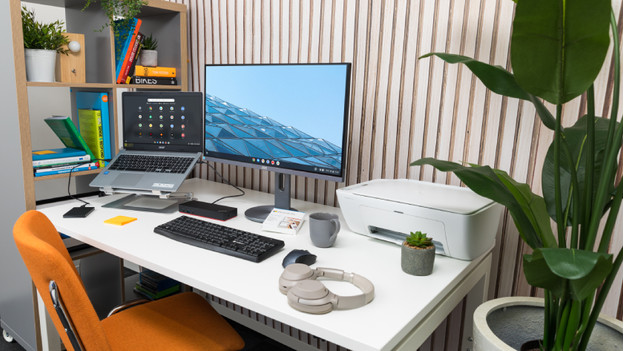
[{"x1": 461, "y1": 254, "x2": 491, "y2": 351}]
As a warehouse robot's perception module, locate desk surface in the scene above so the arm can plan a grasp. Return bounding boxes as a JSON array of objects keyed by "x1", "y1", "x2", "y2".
[{"x1": 38, "y1": 178, "x2": 489, "y2": 351}]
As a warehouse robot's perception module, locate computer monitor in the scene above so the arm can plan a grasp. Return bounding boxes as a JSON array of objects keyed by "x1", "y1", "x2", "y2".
[{"x1": 203, "y1": 63, "x2": 351, "y2": 222}]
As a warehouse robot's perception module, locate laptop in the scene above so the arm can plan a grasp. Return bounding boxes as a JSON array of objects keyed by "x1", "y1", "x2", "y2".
[{"x1": 90, "y1": 91, "x2": 204, "y2": 196}]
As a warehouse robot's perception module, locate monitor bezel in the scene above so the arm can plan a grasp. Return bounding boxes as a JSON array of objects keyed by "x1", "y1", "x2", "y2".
[{"x1": 202, "y1": 62, "x2": 352, "y2": 183}]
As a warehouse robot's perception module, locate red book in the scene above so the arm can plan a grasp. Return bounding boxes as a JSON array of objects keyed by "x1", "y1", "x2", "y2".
[
  {"x1": 120, "y1": 32, "x2": 144, "y2": 84},
  {"x1": 116, "y1": 19, "x2": 142, "y2": 84}
]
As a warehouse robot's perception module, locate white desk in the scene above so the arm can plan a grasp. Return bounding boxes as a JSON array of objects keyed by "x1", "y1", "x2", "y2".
[{"x1": 38, "y1": 178, "x2": 491, "y2": 351}]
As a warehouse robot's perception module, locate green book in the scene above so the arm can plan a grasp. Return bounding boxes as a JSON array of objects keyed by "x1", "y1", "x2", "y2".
[
  {"x1": 134, "y1": 283, "x2": 180, "y2": 300},
  {"x1": 78, "y1": 109, "x2": 105, "y2": 167},
  {"x1": 44, "y1": 116, "x2": 95, "y2": 161}
]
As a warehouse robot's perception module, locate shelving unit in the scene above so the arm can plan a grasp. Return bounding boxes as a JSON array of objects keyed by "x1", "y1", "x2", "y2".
[
  {"x1": 15, "y1": 0, "x2": 188, "y2": 194},
  {"x1": 2, "y1": 1, "x2": 188, "y2": 350}
]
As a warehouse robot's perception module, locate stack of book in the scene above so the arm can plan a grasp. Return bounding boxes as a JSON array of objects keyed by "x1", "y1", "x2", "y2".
[
  {"x1": 129, "y1": 65, "x2": 178, "y2": 86},
  {"x1": 35, "y1": 116, "x2": 100, "y2": 177},
  {"x1": 134, "y1": 269, "x2": 181, "y2": 300},
  {"x1": 32, "y1": 147, "x2": 97, "y2": 177},
  {"x1": 114, "y1": 18, "x2": 144, "y2": 85}
]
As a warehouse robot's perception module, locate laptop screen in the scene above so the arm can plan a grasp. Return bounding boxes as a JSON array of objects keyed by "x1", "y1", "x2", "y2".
[{"x1": 121, "y1": 92, "x2": 204, "y2": 152}]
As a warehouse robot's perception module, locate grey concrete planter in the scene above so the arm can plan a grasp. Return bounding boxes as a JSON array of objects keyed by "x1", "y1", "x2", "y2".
[
  {"x1": 473, "y1": 296, "x2": 623, "y2": 351},
  {"x1": 400, "y1": 243, "x2": 435, "y2": 276}
]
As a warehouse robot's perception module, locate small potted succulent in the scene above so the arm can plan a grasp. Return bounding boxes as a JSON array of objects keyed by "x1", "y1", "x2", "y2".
[
  {"x1": 139, "y1": 33, "x2": 158, "y2": 67},
  {"x1": 401, "y1": 231, "x2": 435, "y2": 276},
  {"x1": 21, "y1": 7, "x2": 69, "y2": 82}
]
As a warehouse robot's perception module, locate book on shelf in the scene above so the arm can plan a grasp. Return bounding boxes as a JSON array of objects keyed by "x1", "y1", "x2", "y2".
[
  {"x1": 129, "y1": 76, "x2": 178, "y2": 85},
  {"x1": 77, "y1": 109, "x2": 105, "y2": 168},
  {"x1": 134, "y1": 282, "x2": 180, "y2": 300},
  {"x1": 33, "y1": 154, "x2": 91, "y2": 168},
  {"x1": 114, "y1": 18, "x2": 141, "y2": 82},
  {"x1": 32, "y1": 147, "x2": 86, "y2": 161},
  {"x1": 34, "y1": 162, "x2": 98, "y2": 177},
  {"x1": 139, "y1": 270, "x2": 180, "y2": 291},
  {"x1": 134, "y1": 65, "x2": 177, "y2": 78},
  {"x1": 118, "y1": 32, "x2": 144, "y2": 84},
  {"x1": 43, "y1": 116, "x2": 95, "y2": 161},
  {"x1": 74, "y1": 91, "x2": 111, "y2": 162}
]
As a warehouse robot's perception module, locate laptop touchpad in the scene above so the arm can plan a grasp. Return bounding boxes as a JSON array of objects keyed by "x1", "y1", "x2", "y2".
[{"x1": 113, "y1": 173, "x2": 143, "y2": 187}]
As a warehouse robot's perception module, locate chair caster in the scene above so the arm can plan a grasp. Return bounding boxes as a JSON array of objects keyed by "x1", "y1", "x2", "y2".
[{"x1": 2, "y1": 329, "x2": 15, "y2": 343}]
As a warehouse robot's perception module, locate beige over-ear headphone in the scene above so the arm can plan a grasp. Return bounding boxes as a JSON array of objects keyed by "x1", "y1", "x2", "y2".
[{"x1": 279, "y1": 263, "x2": 375, "y2": 314}]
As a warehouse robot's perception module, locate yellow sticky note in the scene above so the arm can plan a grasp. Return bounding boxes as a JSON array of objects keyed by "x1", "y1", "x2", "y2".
[
  {"x1": 33, "y1": 150, "x2": 56, "y2": 155},
  {"x1": 104, "y1": 216, "x2": 137, "y2": 226}
]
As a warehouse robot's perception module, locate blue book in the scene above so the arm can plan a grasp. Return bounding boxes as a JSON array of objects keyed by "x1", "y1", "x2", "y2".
[
  {"x1": 74, "y1": 91, "x2": 112, "y2": 162},
  {"x1": 114, "y1": 18, "x2": 138, "y2": 79},
  {"x1": 32, "y1": 147, "x2": 87, "y2": 161},
  {"x1": 34, "y1": 162, "x2": 98, "y2": 177}
]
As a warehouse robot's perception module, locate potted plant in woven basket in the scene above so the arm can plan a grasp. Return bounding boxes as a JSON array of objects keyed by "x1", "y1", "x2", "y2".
[
  {"x1": 413, "y1": 0, "x2": 622, "y2": 349},
  {"x1": 401, "y1": 231, "x2": 435, "y2": 276}
]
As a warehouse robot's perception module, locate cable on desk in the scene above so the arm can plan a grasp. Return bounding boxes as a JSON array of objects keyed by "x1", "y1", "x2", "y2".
[
  {"x1": 66, "y1": 158, "x2": 111, "y2": 207},
  {"x1": 198, "y1": 160, "x2": 246, "y2": 204}
]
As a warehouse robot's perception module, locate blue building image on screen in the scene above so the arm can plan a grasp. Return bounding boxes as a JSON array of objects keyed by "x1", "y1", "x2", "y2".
[{"x1": 204, "y1": 93, "x2": 342, "y2": 174}]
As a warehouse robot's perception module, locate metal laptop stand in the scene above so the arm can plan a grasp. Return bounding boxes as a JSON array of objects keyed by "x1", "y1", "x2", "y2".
[{"x1": 101, "y1": 188, "x2": 193, "y2": 213}]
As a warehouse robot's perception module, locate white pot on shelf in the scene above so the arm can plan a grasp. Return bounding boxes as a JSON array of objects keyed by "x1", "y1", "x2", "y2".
[
  {"x1": 473, "y1": 296, "x2": 623, "y2": 351},
  {"x1": 24, "y1": 49, "x2": 57, "y2": 82},
  {"x1": 140, "y1": 50, "x2": 158, "y2": 67}
]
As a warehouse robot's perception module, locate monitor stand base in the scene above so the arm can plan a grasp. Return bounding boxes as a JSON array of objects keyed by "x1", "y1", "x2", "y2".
[{"x1": 244, "y1": 173, "x2": 297, "y2": 222}]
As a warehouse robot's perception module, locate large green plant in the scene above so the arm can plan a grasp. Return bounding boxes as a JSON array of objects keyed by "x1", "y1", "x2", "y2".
[
  {"x1": 412, "y1": 0, "x2": 622, "y2": 350},
  {"x1": 21, "y1": 7, "x2": 69, "y2": 54}
]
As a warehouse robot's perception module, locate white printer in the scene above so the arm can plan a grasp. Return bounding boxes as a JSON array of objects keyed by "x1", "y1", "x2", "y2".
[{"x1": 336, "y1": 179, "x2": 503, "y2": 260}]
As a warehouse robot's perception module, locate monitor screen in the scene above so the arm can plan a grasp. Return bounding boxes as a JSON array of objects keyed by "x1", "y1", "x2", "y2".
[
  {"x1": 122, "y1": 91, "x2": 204, "y2": 153},
  {"x1": 203, "y1": 63, "x2": 351, "y2": 182}
]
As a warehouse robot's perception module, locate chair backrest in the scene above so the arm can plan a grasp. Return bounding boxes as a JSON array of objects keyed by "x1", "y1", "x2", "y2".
[{"x1": 13, "y1": 210, "x2": 111, "y2": 351}]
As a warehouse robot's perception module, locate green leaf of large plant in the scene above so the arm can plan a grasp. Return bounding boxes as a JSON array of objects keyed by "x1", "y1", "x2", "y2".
[
  {"x1": 542, "y1": 115, "x2": 616, "y2": 223},
  {"x1": 524, "y1": 248, "x2": 613, "y2": 300},
  {"x1": 511, "y1": 0, "x2": 611, "y2": 104},
  {"x1": 419, "y1": 53, "x2": 557, "y2": 130},
  {"x1": 411, "y1": 159, "x2": 556, "y2": 249}
]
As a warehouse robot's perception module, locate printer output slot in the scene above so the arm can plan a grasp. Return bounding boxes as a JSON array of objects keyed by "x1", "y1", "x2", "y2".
[{"x1": 368, "y1": 226, "x2": 446, "y2": 255}]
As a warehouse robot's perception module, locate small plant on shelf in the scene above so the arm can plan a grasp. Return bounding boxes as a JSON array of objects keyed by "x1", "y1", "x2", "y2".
[
  {"x1": 404, "y1": 231, "x2": 433, "y2": 249},
  {"x1": 21, "y1": 7, "x2": 69, "y2": 54},
  {"x1": 141, "y1": 33, "x2": 158, "y2": 51},
  {"x1": 82, "y1": 0, "x2": 147, "y2": 34}
]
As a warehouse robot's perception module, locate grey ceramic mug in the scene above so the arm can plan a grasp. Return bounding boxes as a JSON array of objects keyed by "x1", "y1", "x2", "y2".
[{"x1": 309, "y1": 213, "x2": 341, "y2": 248}]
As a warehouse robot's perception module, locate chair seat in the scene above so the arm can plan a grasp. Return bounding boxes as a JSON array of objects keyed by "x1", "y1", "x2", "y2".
[{"x1": 101, "y1": 292, "x2": 244, "y2": 351}]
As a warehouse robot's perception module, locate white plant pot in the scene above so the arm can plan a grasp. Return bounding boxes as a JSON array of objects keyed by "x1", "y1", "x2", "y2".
[
  {"x1": 140, "y1": 50, "x2": 158, "y2": 67},
  {"x1": 24, "y1": 49, "x2": 57, "y2": 82},
  {"x1": 473, "y1": 296, "x2": 623, "y2": 351}
]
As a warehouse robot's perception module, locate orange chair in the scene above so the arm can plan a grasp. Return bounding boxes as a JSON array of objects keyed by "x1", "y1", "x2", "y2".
[{"x1": 13, "y1": 210, "x2": 245, "y2": 351}]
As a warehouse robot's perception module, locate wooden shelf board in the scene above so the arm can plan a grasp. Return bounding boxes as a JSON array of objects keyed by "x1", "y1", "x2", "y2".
[{"x1": 26, "y1": 82, "x2": 114, "y2": 89}]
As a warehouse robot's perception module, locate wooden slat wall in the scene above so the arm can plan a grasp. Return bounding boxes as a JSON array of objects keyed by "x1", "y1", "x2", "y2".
[{"x1": 176, "y1": 0, "x2": 623, "y2": 349}]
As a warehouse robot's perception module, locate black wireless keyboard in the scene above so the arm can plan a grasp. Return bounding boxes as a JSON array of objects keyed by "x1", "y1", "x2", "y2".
[{"x1": 153, "y1": 215, "x2": 285, "y2": 262}]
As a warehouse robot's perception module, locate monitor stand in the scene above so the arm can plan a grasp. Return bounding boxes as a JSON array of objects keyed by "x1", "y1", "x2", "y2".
[{"x1": 245, "y1": 173, "x2": 297, "y2": 222}]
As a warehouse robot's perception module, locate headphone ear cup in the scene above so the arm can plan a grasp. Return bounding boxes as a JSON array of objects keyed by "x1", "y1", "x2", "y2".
[
  {"x1": 279, "y1": 263, "x2": 314, "y2": 294},
  {"x1": 287, "y1": 280, "x2": 333, "y2": 314}
]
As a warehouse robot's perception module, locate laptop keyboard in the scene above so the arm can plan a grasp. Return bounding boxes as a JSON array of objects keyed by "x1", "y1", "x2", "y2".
[{"x1": 108, "y1": 154, "x2": 195, "y2": 173}]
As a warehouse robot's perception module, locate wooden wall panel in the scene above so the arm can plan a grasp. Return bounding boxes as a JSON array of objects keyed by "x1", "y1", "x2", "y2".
[{"x1": 180, "y1": 0, "x2": 623, "y2": 349}]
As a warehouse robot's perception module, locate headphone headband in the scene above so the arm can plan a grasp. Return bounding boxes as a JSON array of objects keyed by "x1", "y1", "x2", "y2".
[{"x1": 279, "y1": 264, "x2": 375, "y2": 314}]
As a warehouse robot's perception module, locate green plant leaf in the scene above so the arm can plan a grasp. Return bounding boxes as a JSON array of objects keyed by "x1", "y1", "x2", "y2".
[
  {"x1": 524, "y1": 248, "x2": 613, "y2": 300},
  {"x1": 411, "y1": 159, "x2": 556, "y2": 249},
  {"x1": 542, "y1": 115, "x2": 616, "y2": 224},
  {"x1": 510, "y1": 0, "x2": 611, "y2": 104},
  {"x1": 420, "y1": 53, "x2": 557, "y2": 130}
]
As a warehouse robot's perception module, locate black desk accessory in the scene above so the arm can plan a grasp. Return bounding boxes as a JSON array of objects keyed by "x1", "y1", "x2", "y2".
[
  {"x1": 178, "y1": 200, "x2": 237, "y2": 221},
  {"x1": 63, "y1": 206, "x2": 94, "y2": 218}
]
